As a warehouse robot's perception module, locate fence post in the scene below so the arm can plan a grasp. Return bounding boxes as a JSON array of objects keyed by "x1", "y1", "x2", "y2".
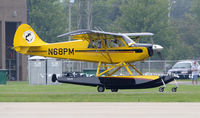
[{"x1": 148, "y1": 59, "x2": 150, "y2": 72}]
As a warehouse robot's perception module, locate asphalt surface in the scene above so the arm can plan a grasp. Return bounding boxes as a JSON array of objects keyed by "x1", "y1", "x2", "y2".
[
  {"x1": 1, "y1": 103, "x2": 200, "y2": 118},
  {"x1": 170, "y1": 80, "x2": 198, "y2": 85}
]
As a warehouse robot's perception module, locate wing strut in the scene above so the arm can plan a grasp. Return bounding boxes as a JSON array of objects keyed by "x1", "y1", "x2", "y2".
[{"x1": 96, "y1": 62, "x2": 143, "y2": 77}]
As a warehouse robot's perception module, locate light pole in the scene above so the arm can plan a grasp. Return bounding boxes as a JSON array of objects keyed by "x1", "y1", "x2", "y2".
[
  {"x1": 168, "y1": 0, "x2": 176, "y2": 23},
  {"x1": 68, "y1": 0, "x2": 74, "y2": 41},
  {"x1": 68, "y1": 0, "x2": 74, "y2": 72}
]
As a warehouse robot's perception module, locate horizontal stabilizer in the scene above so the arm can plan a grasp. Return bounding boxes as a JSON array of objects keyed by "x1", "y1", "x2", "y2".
[{"x1": 13, "y1": 46, "x2": 41, "y2": 54}]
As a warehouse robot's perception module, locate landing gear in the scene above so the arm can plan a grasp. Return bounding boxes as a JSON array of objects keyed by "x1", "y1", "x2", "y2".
[
  {"x1": 171, "y1": 78, "x2": 178, "y2": 92},
  {"x1": 111, "y1": 89, "x2": 118, "y2": 92},
  {"x1": 159, "y1": 87, "x2": 165, "y2": 92},
  {"x1": 52, "y1": 74, "x2": 57, "y2": 82},
  {"x1": 158, "y1": 77, "x2": 178, "y2": 92},
  {"x1": 172, "y1": 87, "x2": 177, "y2": 92},
  {"x1": 97, "y1": 85, "x2": 105, "y2": 92},
  {"x1": 159, "y1": 78, "x2": 166, "y2": 92}
]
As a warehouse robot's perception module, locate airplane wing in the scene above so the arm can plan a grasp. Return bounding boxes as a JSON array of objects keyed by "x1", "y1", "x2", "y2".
[
  {"x1": 57, "y1": 29, "x2": 154, "y2": 46},
  {"x1": 57, "y1": 29, "x2": 123, "y2": 41},
  {"x1": 57, "y1": 29, "x2": 130, "y2": 37},
  {"x1": 58, "y1": 29, "x2": 153, "y2": 39},
  {"x1": 123, "y1": 33, "x2": 154, "y2": 37}
]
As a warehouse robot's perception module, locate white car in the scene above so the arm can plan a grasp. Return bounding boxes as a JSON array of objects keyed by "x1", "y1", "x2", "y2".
[{"x1": 167, "y1": 60, "x2": 200, "y2": 79}]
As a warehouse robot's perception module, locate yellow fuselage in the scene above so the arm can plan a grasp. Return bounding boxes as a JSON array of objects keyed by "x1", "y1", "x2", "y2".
[
  {"x1": 13, "y1": 24, "x2": 151, "y2": 64},
  {"x1": 25, "y1": 40, "x2": 150, "y2": 63}
]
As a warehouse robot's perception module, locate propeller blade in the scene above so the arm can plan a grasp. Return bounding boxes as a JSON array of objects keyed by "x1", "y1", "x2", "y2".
[{"x1": 157, "y1": 52, "x2": 164, "y2": 60}]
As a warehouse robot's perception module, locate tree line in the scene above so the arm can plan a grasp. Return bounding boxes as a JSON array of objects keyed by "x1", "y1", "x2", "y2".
[{"x1": 29, "y1": 0, "x2": 200, "y2": 60}]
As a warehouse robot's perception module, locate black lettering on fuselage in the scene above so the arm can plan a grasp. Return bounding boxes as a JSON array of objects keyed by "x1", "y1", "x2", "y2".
[
  {"x1": 59, "y1": 48, "x2": 62, "y2": 55},
  {"x1": 48, "y1": 48, "x2": 74, "y2": 55},
  {"x1": 54, "y1": 48, "x2": 57, "y2": 55},
  {"x1": 69, "y1": 48, "x2": 74, "y2": 55},
  {"x1": 48, "y1": 48, "x2": 53, "y2": 55}
]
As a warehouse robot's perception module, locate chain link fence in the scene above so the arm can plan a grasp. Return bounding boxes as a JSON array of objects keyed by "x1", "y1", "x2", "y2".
[
  {"x1": 28, "y1": 56, "x2": 193, "y2": 85},
  {"x1": 61, "y1": 60, "x2": 178, "y2": 76}
]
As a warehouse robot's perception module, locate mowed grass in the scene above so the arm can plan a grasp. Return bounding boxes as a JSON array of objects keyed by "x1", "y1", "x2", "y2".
[{"x1": 0, "y1": 81, "x2": 200, "y2": 102}]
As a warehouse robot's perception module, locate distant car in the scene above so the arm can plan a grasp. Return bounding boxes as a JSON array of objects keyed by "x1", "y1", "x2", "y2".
[{"x1": 167, "y1": 60, "x2": 200, "y2": 79}]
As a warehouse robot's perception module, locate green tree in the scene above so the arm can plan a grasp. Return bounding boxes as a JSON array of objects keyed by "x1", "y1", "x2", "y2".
[
  {"x1": 110, "y1": 0, "x2": 177, "y2": 59},
  {"x1": 190, "y1": 0, "x2": 200, "y2": 58},
  {"x1": 171, "y1": 0, "x2": 191, "y2": 19},
  {"x1": 167, "y1": 40, "x2": 195, "y2": 60},
  {"x1": 68, "y1": 0, "x2": 121, "y2": 31},
  {"x1": 91, "y1": 0, "x2": 121, "y2": 31},
  {"x1": 191, "y1": 0, "x2": 200, "y2": 21},
  {"x1": 170, "y1": 0, "x2": 200, "y2": 59},
  {"x1": 29, "y1": 0, "x2": 67, "y2": 43}
]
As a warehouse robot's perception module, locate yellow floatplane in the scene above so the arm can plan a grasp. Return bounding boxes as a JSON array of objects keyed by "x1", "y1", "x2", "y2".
[{"x1": 13, "y1": 24, "x2": 178, "y2": 92}]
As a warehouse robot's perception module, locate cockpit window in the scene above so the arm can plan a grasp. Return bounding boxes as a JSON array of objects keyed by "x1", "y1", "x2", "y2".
[
  {"x1": 88, "y1": 40, "x2": 96, "y2": 48},
  {"x1": 122, "y1": 35, "x2": 135, "y2": 46},
  {"x1": 97, "y1": 40, "x2": 101, "y2": 48},
  {"x1": 88, "y1": 38, "x2": 126, "y2": 48},
  {"x1": 108, "y1": 39, "x2": 125, "y2": 48}
]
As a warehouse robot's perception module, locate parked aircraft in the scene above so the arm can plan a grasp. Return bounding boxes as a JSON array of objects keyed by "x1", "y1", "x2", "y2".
[{"x1": 14, "y1": 24, "x2": 177, "y2": 92}]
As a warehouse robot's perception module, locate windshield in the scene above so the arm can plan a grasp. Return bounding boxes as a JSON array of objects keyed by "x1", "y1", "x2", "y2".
[
  {"x1": 172, "y1": 63, "x2": 191, "y2": 69},
  {"x1": 122, "y1": 35, "x2": 135, "y2": 46}
]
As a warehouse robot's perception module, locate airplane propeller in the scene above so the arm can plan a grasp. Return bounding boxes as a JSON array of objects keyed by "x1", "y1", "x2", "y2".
[
  {"x1": 152, "y1": 44, "x2": 166, "y2": 73},
  {"x1": 152, "y1": 44, "x2": 163, "y2": 52},
  {"x1": 152, "y1": 44, "x2": 164, "y2": 60},
  {"x1": 157, "y1": 51, "x2": 164, "y2": 60}
]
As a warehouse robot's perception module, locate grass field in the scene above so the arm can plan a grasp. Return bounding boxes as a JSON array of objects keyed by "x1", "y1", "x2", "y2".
[{"x1": 0, "y1": 81, "x2": 200, "y2": 102}]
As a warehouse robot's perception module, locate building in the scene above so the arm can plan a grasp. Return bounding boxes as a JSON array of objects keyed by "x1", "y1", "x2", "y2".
[{"x1": 0, "y1": 0, "x2": 27, "y2": 81}]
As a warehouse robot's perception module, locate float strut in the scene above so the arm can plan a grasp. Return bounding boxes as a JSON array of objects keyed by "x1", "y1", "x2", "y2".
[
  {"x1": 174, "y1": 78, "x2": 179, "y2": 88},
  {"x1": 161, "y1": 78, "x2": 166, "y2": 88}
]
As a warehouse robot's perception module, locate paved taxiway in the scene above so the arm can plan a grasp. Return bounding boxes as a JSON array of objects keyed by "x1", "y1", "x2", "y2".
[{"x1": 0, "y1": 103, "x2": 200, "y2": 118}]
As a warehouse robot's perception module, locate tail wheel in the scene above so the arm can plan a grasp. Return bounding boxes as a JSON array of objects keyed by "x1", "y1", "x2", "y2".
[
  {"x1": 97, "y1": 85, "x2": 105, "y2": 92},
  {"x1": 111, "y1": 89, "x2": 118, "y2": 92},
  {"x1": 52, "y1": 74, "x2": 57, "y2": 82}
]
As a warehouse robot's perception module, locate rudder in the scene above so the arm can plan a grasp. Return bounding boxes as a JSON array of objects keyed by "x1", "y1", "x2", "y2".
[{"x1": 13, "y1": 24, "x2": 47, "y2": 54}]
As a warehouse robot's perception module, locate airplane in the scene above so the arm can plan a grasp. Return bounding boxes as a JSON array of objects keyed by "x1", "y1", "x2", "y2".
[{"x1": 13, "y1": 24, "x2": 178, "y2": 92}]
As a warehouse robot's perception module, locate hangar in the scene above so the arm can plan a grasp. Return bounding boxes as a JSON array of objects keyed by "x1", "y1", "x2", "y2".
[{"x1": 0, "y1": 0, "x2": 27, "y2": 81}]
